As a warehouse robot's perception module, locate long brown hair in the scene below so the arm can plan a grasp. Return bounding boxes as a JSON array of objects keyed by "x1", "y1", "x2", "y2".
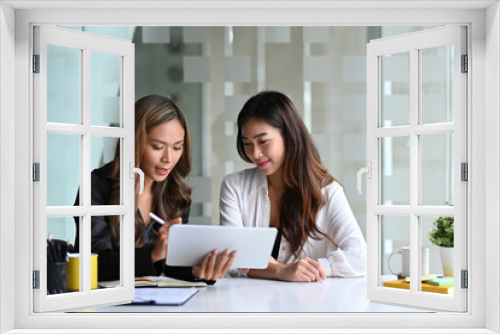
[
  {"x1": 109, "y1": 95, "x2": 192, "y2": 247},
  {"x1": 236, "y1": 91, "x2": 336, "y2": 256}
]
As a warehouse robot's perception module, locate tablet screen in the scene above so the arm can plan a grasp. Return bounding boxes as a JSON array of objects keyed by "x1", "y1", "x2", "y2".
[{"x1": 166, "y1": 225, "x2": 278, "y2": 269}]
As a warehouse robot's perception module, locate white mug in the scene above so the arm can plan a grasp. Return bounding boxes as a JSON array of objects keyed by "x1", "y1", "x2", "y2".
[{"x1": 389, "y1": 246, "x2": 430, "y2": 277}]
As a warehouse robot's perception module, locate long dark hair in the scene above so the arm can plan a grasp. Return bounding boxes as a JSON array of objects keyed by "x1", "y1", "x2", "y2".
[
  {"x1": 109, "y1": 95, "x2": 192, "y2": 247},
  {"x1": 237, "y1": 90, "x2": 336, "y2": 255}
]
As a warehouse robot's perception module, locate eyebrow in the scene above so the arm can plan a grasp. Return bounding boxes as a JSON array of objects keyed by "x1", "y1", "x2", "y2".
[
  {"x1": 241, "y1": 132, "x2": 268, "y2": 140},
  {"x1": 151, "y1": 139, "x2": 184, "y2": 145}
]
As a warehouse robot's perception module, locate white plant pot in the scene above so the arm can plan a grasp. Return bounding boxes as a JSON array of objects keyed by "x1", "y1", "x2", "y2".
[{"x1": 439, "y1": 246, "x2": 454, "y2": 277}]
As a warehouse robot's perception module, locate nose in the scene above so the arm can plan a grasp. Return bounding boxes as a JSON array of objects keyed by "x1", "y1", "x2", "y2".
[
  {"x1": 251, "y1": 145, "x2": 262, "y2": 160},
  {"x1": 161, "y1": 148, "x2": 172, "y2": 162}
]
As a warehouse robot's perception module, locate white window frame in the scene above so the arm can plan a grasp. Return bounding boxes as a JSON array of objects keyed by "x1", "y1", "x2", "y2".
[
  {"x1": 365, "y1": 26, "x2": 467, "y2": 312},
  {"x1": 32, "y1": 25, "x2": 136, "y2": 312},
  {"x1": 1, "y1": 2, "x2": 498, "y2": 333}
]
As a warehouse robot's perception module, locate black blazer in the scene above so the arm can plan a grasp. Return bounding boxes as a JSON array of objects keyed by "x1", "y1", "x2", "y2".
[{"x1": 73, "y1": 162, "x2": 209, "y2": 283}]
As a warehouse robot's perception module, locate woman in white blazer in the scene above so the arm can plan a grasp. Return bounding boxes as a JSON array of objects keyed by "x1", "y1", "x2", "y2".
[{"x1": 220, "y1": 91, "x2": 366, "y2": 282}]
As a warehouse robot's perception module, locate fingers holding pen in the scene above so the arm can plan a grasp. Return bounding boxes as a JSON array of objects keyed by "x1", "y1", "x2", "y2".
[
  {"x1": 151, "y1": 216, "x2": 182, "y2": 263},
  {"x1": 159, "y1": 217, "x2": 182, "y2": 233},
  {"x1": 156, "y1": 217, "x2": 182, "y2": 245}
]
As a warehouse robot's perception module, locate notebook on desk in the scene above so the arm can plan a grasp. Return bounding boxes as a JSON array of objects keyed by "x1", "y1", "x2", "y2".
[
  {"x1": 131, "y1": 287, "x2": 198, "y2": 306},
  {"x1": 99, "y1": 276, "x2": 207, "y2": 289}
]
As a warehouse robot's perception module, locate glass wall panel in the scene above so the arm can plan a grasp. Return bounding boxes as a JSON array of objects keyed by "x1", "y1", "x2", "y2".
[
  {"x1": 47, "y1": 133, "x2": 80, "y2": 207},
  {"x1": 421, "y1": 45, "x2": 454, "y2": 124},
  {"x1": 91, "y1": 51, "x2": 121, "y2": 127},
  {"x1": 381, "y1": 52, "x2": 410, "y2": 127},
  {"x1": 71, "y1": 25, "x2": 434, "y2": 272},
  {"x1": 421, "y1": 133, "x2": 454, "y2": 206},
  {"x1": 47, "y1": 45, "x2": 81, "y2": 124},
  {"x1": 381, "y1": 136, "x2": 410, "y2": 205},
  {"x1": 91, "y1": 136, "x2": 120, "y2": 205}
]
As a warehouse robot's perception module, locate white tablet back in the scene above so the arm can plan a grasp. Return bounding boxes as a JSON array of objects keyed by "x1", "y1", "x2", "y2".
[{"x1": 166, "y1": 225, "x2": 278, "y2": 269}]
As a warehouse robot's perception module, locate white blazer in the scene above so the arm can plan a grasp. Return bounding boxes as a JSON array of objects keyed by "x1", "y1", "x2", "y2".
[{"x1": 220, "y1": 167, "x2": 367, "y2": 277}]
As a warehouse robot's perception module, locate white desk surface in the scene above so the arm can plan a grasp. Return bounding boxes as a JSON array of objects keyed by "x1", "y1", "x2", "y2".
[{"x1": 87, "y1": 276, "x2": 429, "y2": 313}]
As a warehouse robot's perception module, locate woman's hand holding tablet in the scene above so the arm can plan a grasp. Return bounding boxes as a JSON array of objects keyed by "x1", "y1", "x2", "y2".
[
  {"x1": 191, "y1": 248, "x2": 237, "y2": 280},
  {"x1": 166, "y1": 225, "x2": 277, "y2": 270}
]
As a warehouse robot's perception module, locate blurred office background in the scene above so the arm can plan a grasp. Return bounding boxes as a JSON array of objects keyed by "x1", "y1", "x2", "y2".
[{"x1": 47, "y1": 25, "x2": 455, "y2": 275}]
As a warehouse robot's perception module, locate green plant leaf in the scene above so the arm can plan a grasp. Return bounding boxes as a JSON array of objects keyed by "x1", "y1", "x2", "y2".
[{"x1": 428, "y1": 203, "x2": 454, "y2": 247}]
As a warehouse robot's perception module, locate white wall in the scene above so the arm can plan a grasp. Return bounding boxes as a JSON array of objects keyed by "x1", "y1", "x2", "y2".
[
  {"x1": 486, "y1": 2, "x2": 500, "y2": 333},
  {"x1": 0, "y1": 2, "x2": 16, "y2": 333},
  {"x1": 3, "y1": 3, "x2": 497, "y2": 332}
]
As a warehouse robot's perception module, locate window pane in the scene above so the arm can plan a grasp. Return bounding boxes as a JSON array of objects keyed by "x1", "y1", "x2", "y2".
[
  {"x1": 91, "y1": 137, "x2": 120, "y2": 205},
  {"x1": 381, "y1": 52, "x2": 410, "y2": 127},
  {"x1": 381, "y1": 215, "x2": 410, "y2": 289},
  {"x1": 90, "y1": 215, "x2": 121, "y2": 286},
  {"x1": 47, "y1": 216, "x2": 79, "y2": 296},
  {"x1": 421, "y1": 45, "x2": 454, "y2": 124},
  {"x1": 421, "y1": 133, "x2": 454, "y2": 206},
  {"x1": 47, "y1": 133, "x2": 80, "y2": 206},
  {"x1": 91, "y1": 52, "x2": 121, "y2": 127},
  {"x1": 47, "y1": 44, "x2": 80, "y2": 124},
  {"x1": 47, "y1": 217, "x2": 76, "y2": 246},
  {"x1": 381, "y1": 136, "x2": 410, "y2": 205},
  {"x1": 91, "y1": 136, "x2": 118, "y2": 170},
  {"x1": 421, "y1": 216, "x2": 454, "y2": 296}
]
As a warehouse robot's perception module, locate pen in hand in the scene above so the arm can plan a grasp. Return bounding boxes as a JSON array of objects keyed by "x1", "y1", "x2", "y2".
[
  {"x1": 149, "y1": 212, "x2": 165, "y2": 225},
  {"x1": 149, "y1": 212, "x2": 181, "y2": 263}
]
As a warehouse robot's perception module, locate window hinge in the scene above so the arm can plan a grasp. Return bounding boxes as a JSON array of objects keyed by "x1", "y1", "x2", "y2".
[
  {"x1": 33, "y1": 270, "x2": 40, "y2": 289},
  {"x1": 461, "y1": 270, "x2": 468, "y2": 289},
  {"x1": 461, "y1": 54, "x2": 468, "y2": 73},
  {"x1": 461, "y1": 162, "x2": 468, "y2": 181},
  {"x1": 33, "y1": 54, "x2": 40, "y2": 73},
  {"x1": 33, "y1": 163, "x2": 40, "y2": 182}
]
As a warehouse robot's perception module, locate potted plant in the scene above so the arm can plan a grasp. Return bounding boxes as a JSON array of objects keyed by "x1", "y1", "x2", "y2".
[{"x1": 428, "y1": 203, "x2": 454, "y2": 277}]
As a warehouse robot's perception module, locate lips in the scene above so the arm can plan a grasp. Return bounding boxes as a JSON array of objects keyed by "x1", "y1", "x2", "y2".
[
  {"x1": 257, "y1": 160, "x2": 269, "y2": 168},
  {"x1": 156, "y1": 167, "x2": 169, "y2": 176}
]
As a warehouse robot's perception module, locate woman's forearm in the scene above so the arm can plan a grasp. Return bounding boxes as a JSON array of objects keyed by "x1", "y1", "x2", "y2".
[
  {"x1": 247, "y1": 257, "x2": 284, "y2": 280},
  {"x1": 247, "y1": 256, "x2": 326, "y2": 282}
]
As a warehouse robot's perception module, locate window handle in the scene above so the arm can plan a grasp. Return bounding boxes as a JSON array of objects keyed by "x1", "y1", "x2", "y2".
[
  {"x1": 130, "y1": 162, "x2": 144, "y2": 195},
  {"x1": 357, "y1": 162, "x2": 372, "y2": 195}
]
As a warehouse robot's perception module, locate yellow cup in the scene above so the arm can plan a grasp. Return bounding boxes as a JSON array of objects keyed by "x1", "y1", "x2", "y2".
[{"x1": 67, "y1": 253, "x2": 98, "y2": 291}]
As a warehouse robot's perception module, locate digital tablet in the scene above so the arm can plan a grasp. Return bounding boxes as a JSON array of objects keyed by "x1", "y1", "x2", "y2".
[{"x1": 166, "y1": 225, "x2": 278, "y2": 269}]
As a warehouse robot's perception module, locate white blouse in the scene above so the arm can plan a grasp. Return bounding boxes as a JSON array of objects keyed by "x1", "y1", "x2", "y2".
[{"x1": 219, "y1": 167, "x2": 366, "y2": 277}]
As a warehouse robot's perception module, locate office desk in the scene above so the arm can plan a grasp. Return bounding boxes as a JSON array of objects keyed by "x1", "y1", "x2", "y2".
[{"x1": 88, "y1": 277, "x2": 427, "y2": 313}]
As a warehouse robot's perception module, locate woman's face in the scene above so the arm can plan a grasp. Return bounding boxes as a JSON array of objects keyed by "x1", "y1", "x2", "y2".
[
  {"x1": 142, "y1": 118, "x2": 185, "y2": 185},
  {"x1": 241, "y1": 118, "x2": 285, "y2": 177}
]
